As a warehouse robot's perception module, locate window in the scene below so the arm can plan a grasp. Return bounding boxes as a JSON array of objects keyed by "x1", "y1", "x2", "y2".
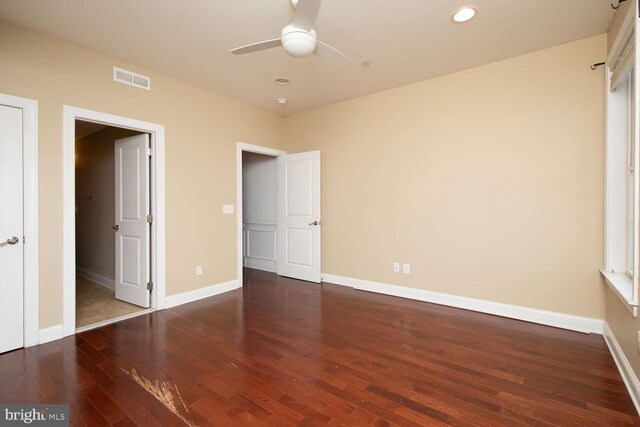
[{"x1": 602, "y1": 7, "x2": 638, "y2": 315}]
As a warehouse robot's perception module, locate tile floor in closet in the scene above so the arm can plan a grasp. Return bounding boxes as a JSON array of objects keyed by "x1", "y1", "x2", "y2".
[{"x1": 76, "y1": 275, "x2": 144, "y2": 328}]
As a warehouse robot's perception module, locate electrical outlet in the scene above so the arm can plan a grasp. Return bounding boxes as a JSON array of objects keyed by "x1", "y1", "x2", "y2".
[
  {"x1": 222, "y1": 204, "x2": 234, "y2": 214},
  {"x1": 196, "y1": 265, "x2": 203, "y2": 276},
  {"x1": 403, "y1": 263, "x2": 411, "y2": 274},
  {"x1": 393, "y1": 262, "x2": 400, "y2": 273}
]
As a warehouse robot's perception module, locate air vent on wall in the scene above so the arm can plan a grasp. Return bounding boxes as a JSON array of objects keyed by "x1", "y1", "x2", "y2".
[{"x1": 113, "y1": 66, "x2": 151, "y2": 91}]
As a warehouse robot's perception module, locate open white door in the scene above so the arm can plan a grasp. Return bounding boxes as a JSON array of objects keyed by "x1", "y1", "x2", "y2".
[
  {"x1": 277, "y1": 151, "x2": 321, "y2": 283},
  {"x1": 115, "y1": 134, "x2": 150, "y2": 308},
  {"x1": 0, "y1": 105, "x2": 24, "y2": 353}
]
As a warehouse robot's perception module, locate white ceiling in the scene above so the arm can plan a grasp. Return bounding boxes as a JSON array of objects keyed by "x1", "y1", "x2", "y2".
[{"x1": 0, "y1": 0, "x2": 614, "y2": 116}]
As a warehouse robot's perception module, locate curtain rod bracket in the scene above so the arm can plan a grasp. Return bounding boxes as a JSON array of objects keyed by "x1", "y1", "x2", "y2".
[
  {"x1": 611, "y1": 0, "x2": 627, "y2": 9},
  {"x1": 591, "y1": 62, "x2": 605, "y2": 70}
]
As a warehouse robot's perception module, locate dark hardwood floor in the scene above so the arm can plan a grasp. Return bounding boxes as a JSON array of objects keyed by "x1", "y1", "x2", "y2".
[{"x1": 1, "y1": 268, "x2": 638, "y2": 426}]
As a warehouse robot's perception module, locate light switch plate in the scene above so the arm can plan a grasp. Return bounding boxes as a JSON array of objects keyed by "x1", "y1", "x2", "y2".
[{"x1": 222, "y1": 204, "x2": 234, "y2": 214}]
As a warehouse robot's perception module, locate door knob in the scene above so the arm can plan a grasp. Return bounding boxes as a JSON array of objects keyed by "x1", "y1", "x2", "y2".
[
  {"x1": 308, "y1": 221, "x2": 320, "y2": 226},
  {"x1": 112, "y1": 225, "x2": 119, "y2": 231},
  {"x1": 0, "y1": 236, "x2": 19, "y2": 247}
]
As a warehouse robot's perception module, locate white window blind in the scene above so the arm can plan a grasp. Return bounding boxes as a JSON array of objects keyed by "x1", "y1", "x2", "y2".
[{"x1": 610, "y1": 35, "x2": 635, "y2": 91}]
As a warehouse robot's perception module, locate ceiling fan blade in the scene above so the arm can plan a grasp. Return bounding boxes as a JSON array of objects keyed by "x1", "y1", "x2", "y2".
[
  {"x1": 293, "y1": 0, "x2": 321, "y2": 30},
  {"x1": 230, "y1": 38, "x2": 282, "y2": 55},
  {"x1": 314, "y1": 41, "x2": 353, "y2": 66}
]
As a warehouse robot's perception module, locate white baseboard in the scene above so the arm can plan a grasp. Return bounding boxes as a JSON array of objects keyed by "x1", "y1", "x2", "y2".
[
  {"x1": 604, "y1": 322, "x2": 640, "y2": 415},
  {"x1": 244, "y1": 257, "x2": 276, "y2": 273},
  {"x1": 164, "y1": 280, "x2": 240, "y2": 309},
  {"x1": 321, "y1": 273, "x2": 604, "y2": 334},
  {"x1": 38, "y1": 324, "x2": 64, "y2": 345},
  {"x1": 76, "y1": 266, "x2": 115, "y2": 290}
]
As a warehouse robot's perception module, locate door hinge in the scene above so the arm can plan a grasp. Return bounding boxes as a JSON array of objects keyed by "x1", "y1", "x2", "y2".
[
  {"x1": 147, "y1": 214, "x2": 153, "y2": 224},
  {"x1": 146, "y1": 147, "x2": 152, "y2": 156},
  {"x1": 147, "y1": 281, "x2": 153, "y2": 291}
]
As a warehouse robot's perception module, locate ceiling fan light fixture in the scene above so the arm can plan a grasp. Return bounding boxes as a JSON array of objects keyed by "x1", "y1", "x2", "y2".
[
  {"x1": 281, "y1": 24, "x2": 317, "y2": 58},
  {"x1": 229, "y1": 1, "x2": 353, "y2": 66},
  {"x1": 451, "y1": 6, "x2": 478, "y2": 23}
]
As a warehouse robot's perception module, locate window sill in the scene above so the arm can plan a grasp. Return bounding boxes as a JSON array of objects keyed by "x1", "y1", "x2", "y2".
[{"x1": 601, "y1": 269, "x2": 638, "y2": 316}]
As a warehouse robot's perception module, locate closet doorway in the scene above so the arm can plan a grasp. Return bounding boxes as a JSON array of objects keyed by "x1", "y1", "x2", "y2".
[
  {"x1": 236, "y1": 142, "x2": 322, "y2": 286},
  {"x1": 242, "y1": 151, "x2": 279, "y2": 274},
  {"x1": 74, "y1": 121, "x2": 150, "y2": 329},
  {"x1": 62, "y1": 106, "x2": 166, "y2": 337}
]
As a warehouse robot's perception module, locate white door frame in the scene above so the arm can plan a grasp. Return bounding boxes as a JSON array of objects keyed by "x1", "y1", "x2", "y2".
[
  {"x1": 0, "y1": 93, "x2": 38, "y2": 347},
  {"x1": 63, "y1": 106, "x2": 166, "y2": 337},
  {"x1": 236, "y1": 142, "x2": 285, "y2": 287}
]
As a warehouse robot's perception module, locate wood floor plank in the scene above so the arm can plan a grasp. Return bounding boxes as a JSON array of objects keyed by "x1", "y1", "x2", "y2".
[
  {"x1": 0, "y1": 372, "x2": 22, "y2": 403},
  {"x1": 78, "y1": 380, "x2": 129, "y2": 425}
]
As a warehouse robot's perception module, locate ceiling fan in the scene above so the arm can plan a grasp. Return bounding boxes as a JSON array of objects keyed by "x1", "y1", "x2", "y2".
[{"x1": 229, "y1": 0, "x2": 353, "y2": 65}]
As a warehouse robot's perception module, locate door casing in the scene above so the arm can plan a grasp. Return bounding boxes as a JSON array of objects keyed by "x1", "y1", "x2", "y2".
[
  {"x1": 0, "y1": 93, "x2": 38, "y2": 348},
  {"x1": 63, "y1": 106, "x2": 166, "y2": 336}
]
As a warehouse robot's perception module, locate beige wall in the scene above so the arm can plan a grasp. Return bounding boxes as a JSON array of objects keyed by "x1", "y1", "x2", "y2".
[
  {"x1": 0, "y1": 22, "x2": 284, "y2": 328},
  {"x1": 605, "y1": 0, "x2": 640, "y2": 385},
  {"x1": 283, "y1": 35, "x2": 607, "y2": 318},
  {"x1": 75, "y1": 126, "x2": 141, "y2": 281}
]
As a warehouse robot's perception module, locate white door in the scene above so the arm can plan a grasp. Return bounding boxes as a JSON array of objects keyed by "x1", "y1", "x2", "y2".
[
  {"x1": 277, "y1": 151, "x2": 321, "y2": 283},
  {"x1": 0, "y1": 105, "x2": 24, "y2": 353},
  {"x1": 115, "y1": 134, "x2": 150, "y2": 308}
]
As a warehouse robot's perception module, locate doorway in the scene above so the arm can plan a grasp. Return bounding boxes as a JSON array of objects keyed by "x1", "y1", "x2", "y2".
[
  {"x1": 63, "y1": 106, "x2": 166, "y2": 336},
  {"x1": 242, "y1": 151, "x2": 278, "y2": 273},
  {"x1": 237, "y1": 144, "x2": 284, "y2": 286},
  {"x1": 74, "y1": 121, "x2": 149, "y2": 329},
  {"x1": 236, "y1": 143, "x2": 322, "y2": 286},
  {"x1": 0, "y1": 93, "x2": 38, "y2": 353}
]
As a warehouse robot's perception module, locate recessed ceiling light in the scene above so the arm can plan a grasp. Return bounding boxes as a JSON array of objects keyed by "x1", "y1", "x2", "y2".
[
  {"x1": 451, "y1": 6, "x2": 477, "y2": 23},
  {"x1": 277, "y1": 97, "x2": 287, "y2": 105},
  {"x1": 361, "y1": 61, "x2": 371, "y2": 68},
  {"x1": 275, "y1": 77, "x2": 290, "y2": 85}
]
